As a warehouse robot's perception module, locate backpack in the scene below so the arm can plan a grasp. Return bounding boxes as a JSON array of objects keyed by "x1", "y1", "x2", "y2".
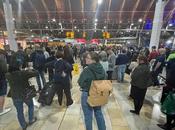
[
  {"x1": 87, "y1": 69, "x2": 112, "y2": 107},
  {"x1": 34, "y1": 52, "x2": 46, "y2": 70}
]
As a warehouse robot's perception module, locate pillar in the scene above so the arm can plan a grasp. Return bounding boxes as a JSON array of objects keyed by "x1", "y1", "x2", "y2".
[
  {"x1": 3, "y1": 0, "x2": 18, "y2": 52},
  {"x1": 149, "y1": 0, "x2": 168, "y2": 50}
]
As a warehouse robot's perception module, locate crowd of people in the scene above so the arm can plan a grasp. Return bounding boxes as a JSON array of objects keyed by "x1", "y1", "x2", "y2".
[{"x1": 0, "y1": 43, "x2": 175, "y2": 130}]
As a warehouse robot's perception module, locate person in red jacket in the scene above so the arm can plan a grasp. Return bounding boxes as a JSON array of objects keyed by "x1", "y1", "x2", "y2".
[{"x1": 148, "y1": 46, "x2": 159, "y2": 62}]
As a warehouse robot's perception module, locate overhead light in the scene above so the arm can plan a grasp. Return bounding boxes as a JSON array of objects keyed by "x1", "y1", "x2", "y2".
[
  {"x1": 138, "y1": 18, "x2": 143, "y2": 22},
  {"x1": 74, "y1": 26, "x2": 77, "y2": 29},
  {"x1": 131, "y1": 23, "x2": 134, "y2": 26},
  {"x1": 104, "y1": 26, "x2": 106, "y2": 29},
  {"x1": 95, "y1": 23, "x2": 97, "y2": 26},
  {"x1": 95, "y1": 19, "x2": 98, "y2": 22},
  {"x1": 13, "y1": 18, "x2": 15, "y2": 21},
  {"x1": 45, "y1": 26, "x2": 48, "y2": 29},
  {"x1": 169, "y1": 23, "x2": 173, "y2": 27},
  {"x1": 59, "y1": 22, "x2": 62, "y2": 26},
  {"x1": 30, "y1": 30, "x2": 32, "y2": 32},
  {"x1": 31, "y1": 35, "x2": 34, "y2": 38},
  {"x1": 98, "y1": 0, "x2": 102, "y2": 5},
  {"x1": 52, "y1": 18, "x2": 56, "y2": 22}
]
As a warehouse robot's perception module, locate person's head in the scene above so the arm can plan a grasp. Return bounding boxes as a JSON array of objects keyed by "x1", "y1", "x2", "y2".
[
  {"x1": 137, "y1": 55, "x2": 148, "y2": 64},
  {"x1": 121, "y1": 49, "x2": 126, "y2": 54},
  {"x1": 106, "y1": 48, "x2": 113, "y2": 55},
  {"x1": 50, "y1": 51, "x2": 55, "y2": 56},
  {"x1": 99, "y1": 51, "x2": 108, "y2": 62},
  {"x1": 56, "y1": 50, "x2": 64, "y2": 59},
  {"x1": 152, "y1": 46, "x2": 156, "y2": 51},
  {"x1": 85, "y1": 52, "x2": 99, "y2": 65},
  {"x1": 158, "y1": 48, "x2": 166, "y2": 55}
]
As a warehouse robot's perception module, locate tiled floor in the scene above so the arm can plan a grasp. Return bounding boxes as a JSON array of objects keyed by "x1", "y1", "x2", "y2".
[{"x1": 0, "y1": 73, "x2": 166, "y2": 130}]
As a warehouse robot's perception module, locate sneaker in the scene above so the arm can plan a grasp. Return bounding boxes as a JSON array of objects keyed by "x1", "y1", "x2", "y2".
[
  {"x1": 0, "y1": 108, "x2": 12, "y2": 116},
  {"x1": 28, "y1": 117, "x2": 37, "y2": 125}
]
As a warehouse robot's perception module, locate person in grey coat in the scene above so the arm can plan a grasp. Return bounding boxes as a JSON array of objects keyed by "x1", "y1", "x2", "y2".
[
  {"x1": 106, "y1": 48, "x2": 116, "y2": 80},
  {"x1": 130, "y1": 55, "x2": 153, "y2": 115}
]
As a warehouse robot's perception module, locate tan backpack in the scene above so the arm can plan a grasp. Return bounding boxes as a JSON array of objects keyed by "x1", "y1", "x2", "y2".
[{"x1": 87, "y1": 69, "x2": 112, "y2": 107}]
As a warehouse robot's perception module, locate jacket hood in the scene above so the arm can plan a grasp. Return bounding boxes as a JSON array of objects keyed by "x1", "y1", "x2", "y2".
[{"x1": 87, "y1": 63, "x2": 105, "y2": 79}]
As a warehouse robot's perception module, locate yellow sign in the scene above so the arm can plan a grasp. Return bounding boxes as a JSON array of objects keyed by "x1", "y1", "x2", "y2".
[
  {"x1": 103, "y1": 32, "x2": 110, "y2": 39},
  {"x1": 66, "y1": 32, "x2": 74, "y2": 39}
]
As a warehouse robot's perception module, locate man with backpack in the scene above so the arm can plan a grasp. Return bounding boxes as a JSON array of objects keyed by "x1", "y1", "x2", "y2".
[{"x1": 30, "y1": 46, "x2": 46, "y2": 91}]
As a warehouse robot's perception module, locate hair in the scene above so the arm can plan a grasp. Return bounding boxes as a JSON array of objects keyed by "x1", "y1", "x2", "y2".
[
  {"x1": 152, "y1": 46, "x2": 156, "y2": 49},
  {"x1": 99, "y1": 51, "x2": 108, "y2": 62},
  {"x1": 56, "y1": 50, "x2": 64, "y2": 59},
  {"x1": 88, "y1": 52, "x2": 100, "y2": 63},
  {"x1": 137, "y1": 55, "x2": 148, "y2": 64},
  {"x1": 122, "y1": 49, "x2": 126, "y2": 53}
]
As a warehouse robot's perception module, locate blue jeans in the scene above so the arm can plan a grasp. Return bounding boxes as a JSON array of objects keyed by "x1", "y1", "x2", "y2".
[
  {"x1": 13, "y1": 99, "x2": 34, "y2": 129},
  {"x1": 81, "y1": 92, "x2": 106, "y2": 130},
  {"x1": 117, "y1": 64, "x2": 126, "y2": 82},
  {"x1": 36, "y1": 70, "x2": 46, "y2": 90}
]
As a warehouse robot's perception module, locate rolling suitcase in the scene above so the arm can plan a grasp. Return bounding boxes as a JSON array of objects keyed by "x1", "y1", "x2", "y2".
[{"x1": 38, "y1": 82, "x2": 56, "y2": 105}]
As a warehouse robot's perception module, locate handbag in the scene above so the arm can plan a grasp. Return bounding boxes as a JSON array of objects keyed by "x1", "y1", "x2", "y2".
[
  {"x1": 161, "y1": 91, "x2": 175, "y2": 115},
  {"x1": 22, "y1": 85, "x2": 37, "y2": 101}
]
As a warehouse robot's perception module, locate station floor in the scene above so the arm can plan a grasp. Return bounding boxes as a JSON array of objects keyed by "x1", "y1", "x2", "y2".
[{"x1": 0, "y1": 72, "x2": 169, "y2": 130}]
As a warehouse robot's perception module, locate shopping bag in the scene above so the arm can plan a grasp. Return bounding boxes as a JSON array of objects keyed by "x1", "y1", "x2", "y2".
[
  {"x1": 72, "y1": 63, "x2": 80, "y2": 75},
  {"x1": 161, "y1": 92, "x2": 175, "y2": 115}
]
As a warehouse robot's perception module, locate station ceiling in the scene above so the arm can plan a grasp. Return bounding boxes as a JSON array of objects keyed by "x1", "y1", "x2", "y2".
[{"x1": 0, "y1": 0, "x2": 174, "y2": 30}]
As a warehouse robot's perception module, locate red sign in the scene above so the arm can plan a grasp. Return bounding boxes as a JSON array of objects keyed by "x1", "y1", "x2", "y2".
[{"x1": 76, "y1": 38, "x2": 86, "y2": 44}]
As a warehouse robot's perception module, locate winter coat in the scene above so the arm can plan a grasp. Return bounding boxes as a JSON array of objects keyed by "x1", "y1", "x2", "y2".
[{"x1": 131, "y1": 63, "x2": 153, "y2": 89}]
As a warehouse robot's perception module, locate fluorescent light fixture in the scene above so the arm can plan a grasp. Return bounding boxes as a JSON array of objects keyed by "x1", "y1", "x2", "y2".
[
  {"x1": 98, "y1": 0, "x2": 102, "y2": 4},
  {"x1": 169, "y1": 23, "x2": 173, "y2": 27},
  {"x1": 138, "y1": 18, "x2": 143, "y2": 22},
  {"x1": 52, "y1": 18, "x2": 56, "y2": 22}
]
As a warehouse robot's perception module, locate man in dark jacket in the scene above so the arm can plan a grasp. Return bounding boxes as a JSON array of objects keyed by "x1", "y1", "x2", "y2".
[
  {"x1": 130, "y1": 55, "x2": 152, "y2": 115},
  {"x1": 115, "y1": 49, "x2": 129, "y2": 82},
  {"x1": 30, "y1": 47, "x2": 46, "y2": 91},
  {"x1": 6, "y1": 67, "x2": 38, "y2": 130}
]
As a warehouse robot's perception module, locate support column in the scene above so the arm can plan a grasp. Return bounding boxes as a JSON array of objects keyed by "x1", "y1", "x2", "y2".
[
  {"x1": 3, "y1": 0, "x2": 18, "y2": 52},
  {"x1": 149, "y1": 0, "x2": 167, "y2": 50}
]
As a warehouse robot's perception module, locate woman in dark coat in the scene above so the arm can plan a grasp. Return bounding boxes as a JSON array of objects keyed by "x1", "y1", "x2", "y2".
[{"x1": 130, "y1": 55, "x2": 153, "y2": 115}]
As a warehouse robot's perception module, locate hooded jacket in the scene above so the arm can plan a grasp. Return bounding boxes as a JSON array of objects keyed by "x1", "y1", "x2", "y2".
[{"x1": 78, "y1": 63, "x2": 105, "y2": 92}]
